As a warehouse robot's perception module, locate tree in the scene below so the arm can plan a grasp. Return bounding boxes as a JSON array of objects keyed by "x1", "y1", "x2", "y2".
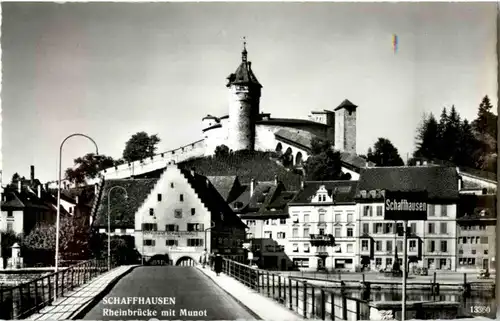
[
  {"x1": 11, "y1": 173, "x2": 22, "y2": 184},
  {"x1": 214, "y1": 144, "x2": 230, "y2": 158},
  {"x1": 367, "y1": 138, "x2": 404, "y2": 166},
  {"x1": 414, "y1": 113, "x2": 440, "y2": 159},
  {"x1": 304, "y1": 138, "x2": 350, "y2": 180},
  {"x1": 23, "y1": 215, "x2": 91, "y2": 261},
  {"x1": 122, "y1": 132, "x2": 161, "y2": 162},
  {"x1": 65, "y1": 153, "x2": 119, "y2": 185},
  {"x1": 473, "y1": 96, "x2": 496, "y2": 137}
]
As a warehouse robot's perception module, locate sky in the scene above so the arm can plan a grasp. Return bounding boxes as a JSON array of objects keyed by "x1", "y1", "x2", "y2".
[{"x1": 1, "y1": 2, "x2": 497, "y2": 184}]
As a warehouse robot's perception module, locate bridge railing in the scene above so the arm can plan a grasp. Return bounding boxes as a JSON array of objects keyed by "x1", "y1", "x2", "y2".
[
  {"x1": 221, "y1": 258, "x2": 370, "y2": 320},
  {"x1": 0, "y1": 258, "x2": 113, "y2": 320}
]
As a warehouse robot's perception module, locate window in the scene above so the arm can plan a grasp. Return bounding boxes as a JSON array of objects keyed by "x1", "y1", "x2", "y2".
[
  {"x1": 7, "y1": 222, "x2": 13, "y2": 232},
  {"x1": 166, "y1": 239, "x2": 178, "y2": 246},
  {"x1": 428, "y1": 204, "x2": 435, "y2": 216},
  {"x1": 187, "y1": 239, "x2": 204, "y2": 247},
  {"x1": 484, "y1": 250, "x2": 488, "y2": 255},
  {"x1": 277, "y1": 232, "x2": 286, "y2": 239},
  {"x1": 362, "y1": 223, "x2": 369, "y2": 234},
  {"x1": 174, "y1": 209, "x2": 182, "y2": 218},
  {"x1": 334, "y1": 227, "x2": 341, "y2": 237},
  {"x1": 170, "y1": 182, "x2": 174, "y2": 188},
  {"x1": 347, "y1": 244, "x2": 353, "y2": 253},
  {"x1": 335, "y1": 214, "x2": 341, "y2": 222},
  {"x1": 280, "y1": 218, "x2": 286, "y2": 224},
  {"x1": 69, "y1": 207, "x2": 73, "y2": 214},
  {"x1": 428, "y1": 240, "x2": 435, "y2": 253},
  {"x1": 384, "y1": 223, "x2": 393, "y2": 234},
  {"x1": 292, "y1": 244, "x2": 299, "y2": 252},
  {"x1": 428, "y1": 223, "x2": 435, "y2": 234},
  {"x1": 409, "y1": 240, "x2": 417, "y2": 252},
  {"x1": 142, "y1": 223, "x2": 158, "y2": 231},
  {"x1": 304, "y1": 244, "x2": 310, "y2": 253},
  {"x1": 319, "y1": 228, "x2": 325, "y2": 235},
  {"x1": 191, "y1": 208, "x2": 196, "y2": 215},
  {"x1": 264, "y1": 231, "x2": 272, "y2": 239},
  {"x1": 187, "y1": 223, "x2": 204, "y2": 231},
  {"x1": 376, "y1": 205, "x2": 383, "y2": 216},
  {"x1": 363, "y1": 206, "x2": 371, "y2": 216},
  {"x1": 347, "y1": 228, "x2": 353, "y2": 237},
  {"x1": 319, "y1": 214, "x2": 325, "y2": 222},
  {"x1": 471, "y1": 249, "x2": 476, "y2": 255},
  {"x1": 375, "y1": 258, "x2": 382, "y2": 266},
  {"x1": 361, "y1": 240, "x2": 369, "y2": 251},
  {"x1": 440, "y1": 222, "x2": 447, "y2": 234},
  {"x1": 292, "y1": 216, "x2": 299, "y2": 223},
  {"x1": 149, "y1": 208, "x2": 154, "y2": 216},
  {"x1": 180, "y1": 194, "x2": 184, "y2": 202},
  {"x1": 347, "y1": 214, "x2": 353, "y2": 222},
  {"x1": 292, "y1": 228, "x2": 299, "y2": 237},
  {"x1": 265, "y1": 220, "x2": 270, "y2": 225},
  {"x1": 165, "y1": 224, "x2": 179, "y2": 232},
  {"x1": 410, "y1": 223, "x2": 417, "y2": 234},
  {"x1": 480, "y1": 237, "x2": 488, "y2": 244},
  {"x1": 386, "y1": 258, "x2": 393, "y2": 267},
  {"x1": 397, "y1": 240, "x2": 403, "y2": 252},
  {"x1": 386, "y1": 240, "x2": 393, "y2": 252},
  {"x1": 375, "y1": 223, "x2": 383, "y2": 234},
  {"x1": 157, "y1": 194, "x2": 162, "y2": 201},
  {"x1": 303, "y1": 228, "x2": 310, "y2": 238},
  {"x1": 375, "y1": 241, "x2": 382, "y2": 251},
  {"x1": 7, "y1": 211, "x2": 13, "y2": 218},
  {"x1": 441, "y1": 205, "x2": 447, "y2": 217},
  {"x1": 143, "y1": 239, "x2": 155, "y2": 246},
  {"x1": 304, "y1": 214, "x2": 309, "y2": 223},
  {"x1": 462, "y1": 237, "x2": 467, "y2": 244}
]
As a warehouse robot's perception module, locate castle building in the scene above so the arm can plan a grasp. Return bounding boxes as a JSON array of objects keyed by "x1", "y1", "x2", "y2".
[
  {"x1": 203, "y1": 41, "x2": 358, "y2": 162},
  {"x1": 96, "y1": 42, "x2": 369, "y2": 182}
]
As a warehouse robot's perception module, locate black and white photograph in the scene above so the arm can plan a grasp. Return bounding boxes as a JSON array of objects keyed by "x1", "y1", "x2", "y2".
[{"x1": 0, "y1": 2, "x2": 498, "y2": 320}]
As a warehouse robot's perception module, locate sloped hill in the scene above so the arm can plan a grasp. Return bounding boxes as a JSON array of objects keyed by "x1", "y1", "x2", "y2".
[{"x1": 179, "y1": 151, "x2": 303, "y2": 190}]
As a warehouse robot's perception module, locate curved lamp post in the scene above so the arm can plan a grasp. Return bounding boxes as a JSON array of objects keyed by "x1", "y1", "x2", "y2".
[
  {"x1": 107, "y1": 186, "x2": 128, "y2": 271},
  {"x1": 55, "y1": 133, "x2": 98, "y2": 299},
  {"x1": 203, "y1": 221, "x2": 216, "y2": 268}
]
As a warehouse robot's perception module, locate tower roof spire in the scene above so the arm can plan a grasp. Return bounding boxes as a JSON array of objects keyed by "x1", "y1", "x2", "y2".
[{"x1": 242, "y1": 36, "x2": 248, "y2": 62}]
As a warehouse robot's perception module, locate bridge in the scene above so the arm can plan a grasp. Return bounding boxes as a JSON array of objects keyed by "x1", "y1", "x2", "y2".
[{"x1": 0, "y1": 258, "x2": 491, "y2": 320}]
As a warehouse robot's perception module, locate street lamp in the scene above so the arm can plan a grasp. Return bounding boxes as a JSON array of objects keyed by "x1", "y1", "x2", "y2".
[
  {"x1": 107, "y1": 186, "x2": 128, "y2": 271},
  {"x1": 55, "y1": 133, "x2": 98, "y2": 299},
  {"x1": 203, "y1": 221, "x2": 216, "y2": 268}
]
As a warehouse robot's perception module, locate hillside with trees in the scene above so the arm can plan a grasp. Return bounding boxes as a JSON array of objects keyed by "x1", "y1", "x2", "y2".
[{"x1": 412, "y1": 96, "x2": 497, "y2": 173}]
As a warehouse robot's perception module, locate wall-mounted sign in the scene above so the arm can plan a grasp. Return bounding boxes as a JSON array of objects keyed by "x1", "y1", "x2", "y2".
[
  {"x1": 384, "y1": 191, "x2": 428, "y2": 221},
  {"x1": 144, "y1": 231, "x2": 198, "y2": 237}
]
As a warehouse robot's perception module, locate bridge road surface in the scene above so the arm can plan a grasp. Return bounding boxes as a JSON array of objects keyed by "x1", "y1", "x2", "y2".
[{"x1": 82, "y1": 266, "x2": 259, "y2": 320}]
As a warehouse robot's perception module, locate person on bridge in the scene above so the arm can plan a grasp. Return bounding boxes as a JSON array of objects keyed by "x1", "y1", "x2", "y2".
[{"x1": 214, "y1": 254, "x2": 222, "y2": 276}]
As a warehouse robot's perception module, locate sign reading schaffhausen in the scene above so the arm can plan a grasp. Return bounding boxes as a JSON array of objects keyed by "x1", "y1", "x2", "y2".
[{"x1": 384, "y1": 191, "x2": 428, "y2": 221}]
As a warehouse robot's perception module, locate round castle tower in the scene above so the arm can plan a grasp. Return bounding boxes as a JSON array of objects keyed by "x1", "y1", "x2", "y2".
[{"x1": 226, "y1": 40, "x2": 262, "y2": 151}]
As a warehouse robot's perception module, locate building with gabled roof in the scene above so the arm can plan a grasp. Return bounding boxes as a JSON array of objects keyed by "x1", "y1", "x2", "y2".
[
  {"x1": 287, "y1": 180, "x2": 359, "y2": 271},
  {"x1": 355, "y1": 166, "x2": 460, "y2": 271},
  {"x1": 92, "y1": 164, "x2": 247, "y2": 266}
]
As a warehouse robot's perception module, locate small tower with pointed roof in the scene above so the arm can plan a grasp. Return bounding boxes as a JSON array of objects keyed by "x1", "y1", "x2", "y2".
[
  {"x1": 226, "y1": 38, "x2": 262, "y2": 151},
  {"x1": 334, "y1": 99, "x2": 358, "y2": 154}
]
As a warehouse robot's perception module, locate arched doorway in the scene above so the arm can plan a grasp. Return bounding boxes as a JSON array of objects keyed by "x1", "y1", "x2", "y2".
[
  {"x1": 282, "y1": 147, "x2": 294, "y2": 167},
  {"x1": 295, "y1": 152, "x2": 303, "y2": 166},
  {"x1": 147, "y1": 254, "x2": 170, "y2": 266},
  {"x1": 176, "y1": 256, "x2": 196, "y2": 267},
  {"x1": 275, "y1": 143, "x2": 283, "y2": 154}
]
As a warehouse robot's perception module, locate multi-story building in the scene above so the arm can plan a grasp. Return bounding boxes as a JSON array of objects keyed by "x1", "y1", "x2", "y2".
[
  {"x1": 355, "y1": 166, "x2": 460, "y2": 271},
  {"x1": 94, "y1": 164, "x2": 247, "y2": 265},
  {"x1": 286, "y1": 180, "x2": 359, "y2": 271},
  {"x1": 457, "y1": 194, "x2": 496, "y2": 271}
]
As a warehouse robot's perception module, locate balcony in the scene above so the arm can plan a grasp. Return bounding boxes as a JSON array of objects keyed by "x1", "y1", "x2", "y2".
[{"x1": 309, "y1": 234, "x2": 335, "y2": 246}]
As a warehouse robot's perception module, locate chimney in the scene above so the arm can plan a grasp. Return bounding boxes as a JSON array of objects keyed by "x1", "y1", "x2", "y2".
[
  {"x1": 37, "y1": 185, "x2": 41, "y2": 198},
  {"x1": 250, "y1": 178, "x2": 255, "y2": 197},
  {"x1": 17, "y1": 180, "x2": 21, "y2": 193},
  {"x1": 190, "y1": 167, "x2": 196, "y2": 176},
  {"x1": 30, "y1": 165, "x2": 35, "y2": 183},
  {"x1": 274, "y1": 174, "x2": 278, "y2": 186}
]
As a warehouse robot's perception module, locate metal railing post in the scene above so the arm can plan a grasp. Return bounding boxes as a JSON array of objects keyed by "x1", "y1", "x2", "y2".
[
  {"x1": 303, "y1": 281, "x2": 308, "y2": 318},
  {"x1": 330, "y1": 292, "x2": 335, "y2": 320},
  {"x1": 288, "y1": 278, "x2": 292, "y2": 309},
  {"x1": 267, "y1": 272, "x2": 270, "y2": 296},
  {"x1": 321, "y1": 289, "x2": 326, "y2": 320}
]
